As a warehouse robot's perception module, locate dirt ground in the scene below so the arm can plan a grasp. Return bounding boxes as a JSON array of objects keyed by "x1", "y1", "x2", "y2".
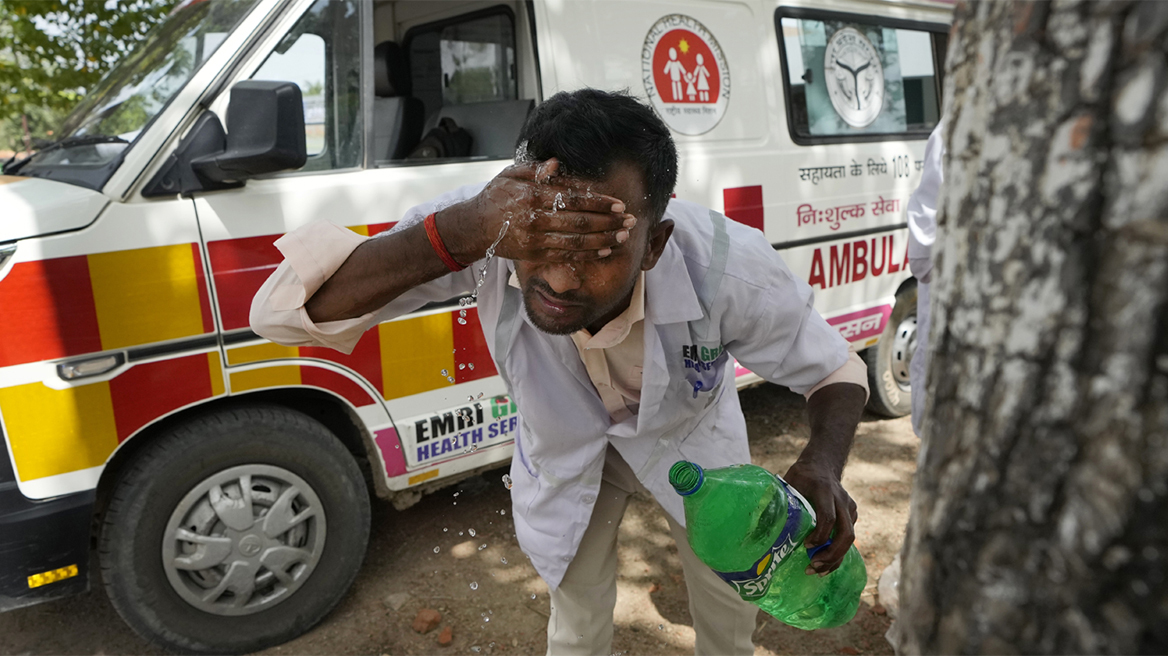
[{"x1": 0, "y1": 384, "x2": 918, "y2": 656}]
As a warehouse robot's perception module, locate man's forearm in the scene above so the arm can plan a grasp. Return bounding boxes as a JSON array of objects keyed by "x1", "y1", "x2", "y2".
[
  {"x1": 797, "y1": 382, "x2": 867, "y2": 479},
  {"x1": 305, "y1": 204, "x2": 481, "y2": 323}
]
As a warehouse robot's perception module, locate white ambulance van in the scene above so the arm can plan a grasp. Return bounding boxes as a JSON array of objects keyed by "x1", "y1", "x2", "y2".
[{"x1": 0, "y1": 0, "x2": 950, "y2": 650}]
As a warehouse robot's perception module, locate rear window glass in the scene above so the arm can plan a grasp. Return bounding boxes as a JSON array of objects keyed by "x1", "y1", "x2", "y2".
[
  {"x1": 406, "y1": 8, "x2": 517, "y2": 119},
  {"x1": 776, "y1": 9, "x2": 947, "y2": 143}
]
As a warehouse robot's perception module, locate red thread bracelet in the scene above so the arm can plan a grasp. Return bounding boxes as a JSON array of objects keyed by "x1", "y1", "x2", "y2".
[{"x1": 424, "y1": 212, "x2": 466, "y2": 272}]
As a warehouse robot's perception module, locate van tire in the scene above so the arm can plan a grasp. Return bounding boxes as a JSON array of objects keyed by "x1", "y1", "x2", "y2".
[
  {"x1": 98, "y1": 405, "x2": 371, "y2": 654},
  {"x1": 863, "y1": 283, "x2": 917, "y2": 417}
]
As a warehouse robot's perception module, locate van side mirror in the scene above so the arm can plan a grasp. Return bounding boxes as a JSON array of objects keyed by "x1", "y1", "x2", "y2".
[
  {"x1": 193, "y1": 81, "x2": 307, "y2": 183},
  {"x1": 143, "y1": 81, "x2": 307, "y2": 197}
]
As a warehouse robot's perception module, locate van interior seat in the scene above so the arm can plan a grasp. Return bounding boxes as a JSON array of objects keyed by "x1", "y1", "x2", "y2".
[
  {"x1": 422, "y1": 99, "x2": 535, "y2": 159},
  {"x1": 373, "y1": 41, "x2": 424, "y2": 161}
]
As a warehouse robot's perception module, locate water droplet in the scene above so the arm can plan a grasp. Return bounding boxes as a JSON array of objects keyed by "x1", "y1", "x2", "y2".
[
  {"x1": 454, "y1": 492, "x2": 460, "y2": 497},
  {"x1": 459, "y1": 531, "x2": 464, "y2": 536},
  {"x1": 531, "y1": 594, "x2": 537, "y2": 599},
  {"x1": 578, "y1": 634, "x2": 584, "y2": 639},
  {"x1": 459, "y1": 309, "x2": 467, "y2": 317},
  {"x1": 447, "y1": 375, "x2": 455, "y2": 382},
  {"x1": 458, "y1": 318, "x2": 467, "y2": 325},
  {"x1": 658, "y1": 624, "x2": 664, "y2": 631},
  {"x1": 468, "y1": 395, "x2": 475, "y2": 402},
  {"x1": 459, "y1": 363, "x2": 466, "y2": 370},
  {"x1": 501, "y1": 557, "x2": 508, "y2": 564},
  {"x1": 479, "y1": 543, "x2": 487, "y2": 551},
  {"x1": 441, "y1": 369, "x2": 448, "y2": 376},
  {"x1": 477, "y1": 392, "x2": 484, "y2": 398},
  {"x1": 469, "y1": 528, "x2": 476, "y2": 537},
  {"x1": 433, "y1": 546, "x2": 440, "y2": 553},
  {"x1": 394, "y1": 444, "x2": 399, "y2": 449},
  {"x1": 443, "y1": 527, "x2": 448, "y2": 532},
  {"x1": 500, "y1": 509, "x2": 506, "y2": 515},
  {"x1": 468, "y1": 363, "x2": 475, "y2": 370},
  {"x1": 470, "y1": 445, "x2": 478, "y2": 452},
  {"x1": 502, "y1": 474, "x2": 513, "y2": 489},
  {"x1": 453, "y1": 502, "x2": 457, "y2": 505},
  {"x1": 483, "y1": 616, "x2": 490, "y2": 622},
  {"x1": 471, "y1": 647, "x2": 481, "y2": 653},
  {"x1": 470, "y1": 582, "x2": 478, "y2": 590}
]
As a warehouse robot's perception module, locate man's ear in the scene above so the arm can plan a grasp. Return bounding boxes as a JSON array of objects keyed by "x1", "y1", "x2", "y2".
[{"x1": 640, "y1": 219, "x2": 674, "y2": 271}]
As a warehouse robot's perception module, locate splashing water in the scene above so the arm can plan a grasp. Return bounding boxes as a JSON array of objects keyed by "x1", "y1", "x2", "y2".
[
  {"x1": 459, "y1": 531, "x2": 464, "y2": 536},
  {"x1": 459, "y1": 364, "x2": 466, "y2": 370},
  {"x1": 465, "y1": 220, "x2": 511, "y2": 307},
  {"x1": 447, "y1": 376, "x2": 455, "y2": 382},
  {"x1": 457, "y1": 318, "x2": 467, "y2": 325},
  {"x1": 470, "y1": 445, "x2": 478, "y2": 452},
  {"x1": 501, "y1": 557, "x2": 508, "y2": 564},
  {"x1": 471, "y1": 647, "x2": 481, "y2": 653},
  {"x1": 658, "y1": 624, "x2": 664, "y2": 631},
  {"x1": 500, "y1": 509, "x2": 506, "y2": 516},
  {"x1": 531, "y1": 594, "x2": 537, "y2": 599},
  {"x1": 440, "y1": 369, "x2": 448, "y2": 377},
  {"x1": 433, "y1": 546, "x2": 440, "y2": 553},
  {"x1": 468, "y1": 395, "x2": 475, "y2": 402},
  {"x1": 553, "y1": 192, "x2": 566, "y2": 212},
  {"x1": 478, "y1": 392, "x2": 484, "y2": 399},
  {"x1": 478, "y1": 543, "x2": 487, "y2": 551},
  {"x1": 502, "y1": 474, "x2": 513, "y2": 490},
  {"x1": 469, "y1": 582, "x2": 479, "y2": 591},
  {"x1": 443, "y1": 527, "x2": 448, "y2": 532},
  {"x1": 468, "y1": 528, "x2": 476, "y2": 537},
  {"x1": 469, "y1": 363, "x2": 475, "y2": 370}
]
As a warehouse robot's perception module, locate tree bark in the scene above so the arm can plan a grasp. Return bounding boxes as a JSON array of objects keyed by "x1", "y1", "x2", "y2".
[{"x1": 896, "y1": 1, "x2": 1168, "y2": 654}]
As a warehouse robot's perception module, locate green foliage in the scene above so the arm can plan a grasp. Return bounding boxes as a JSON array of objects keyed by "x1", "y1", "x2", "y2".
[{"x1": 0, "y1": 0, "x2": 177, "y2": 152}]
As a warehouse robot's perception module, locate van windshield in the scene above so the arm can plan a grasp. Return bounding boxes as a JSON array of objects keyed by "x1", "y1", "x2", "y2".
[{"x1": 7, "y1": 0, "x2": 260, "y2": 186}]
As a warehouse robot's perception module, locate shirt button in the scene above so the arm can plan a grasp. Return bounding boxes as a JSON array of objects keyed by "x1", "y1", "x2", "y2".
[{"x1": 583, "y1": 494, "x2": 596, "y2": 504}]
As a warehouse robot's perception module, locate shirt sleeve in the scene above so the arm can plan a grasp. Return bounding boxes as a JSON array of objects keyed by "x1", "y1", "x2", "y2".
[
  {"x1": 250, "y1": 182, "x2": 488, "y2": 353},
  {"x1": 802, "y1": 342, "x2": 869, "y2": 402},
  {"x1": 907, "y1": 121, "x2": 945, "y2": 283},
  {"x1": 723, "y1": 268, "x2": 851, "y2": 397}
]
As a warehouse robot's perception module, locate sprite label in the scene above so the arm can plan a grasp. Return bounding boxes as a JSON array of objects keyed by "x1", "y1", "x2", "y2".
[{"x1": 711, "y1": 478, "x2": 804, "y2": 600}]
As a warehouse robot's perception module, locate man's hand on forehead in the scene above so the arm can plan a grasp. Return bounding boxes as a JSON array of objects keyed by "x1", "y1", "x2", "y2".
[{"x1": 450, "y1": 158, "x2": 637, "y2": 263}]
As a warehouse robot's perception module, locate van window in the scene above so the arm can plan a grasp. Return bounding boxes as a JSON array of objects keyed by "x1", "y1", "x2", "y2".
[
  {"x1": 775, "y1": 8, "x2": 946, "y2": 144},
  {"x1": 252, "y1": 0, "x2": 362, "y2": 170},
  {"x1": 406, "y1": 9, "x2": 518, "y2": 121}
]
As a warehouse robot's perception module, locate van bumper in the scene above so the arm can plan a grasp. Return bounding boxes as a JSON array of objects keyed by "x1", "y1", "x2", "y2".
[{"x1": 0, "y1": 437, "x2": 94, "y2": 612}]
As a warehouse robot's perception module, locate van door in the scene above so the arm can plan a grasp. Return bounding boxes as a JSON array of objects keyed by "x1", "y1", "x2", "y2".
[{"x1": 194, "y1": 0, "x2": 540, "y2": 493}]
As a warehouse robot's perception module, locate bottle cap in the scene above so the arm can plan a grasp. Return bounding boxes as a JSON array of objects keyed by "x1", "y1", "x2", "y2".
[{"x1": 668, "y1": 461, "x2": 704, "y2": 496}]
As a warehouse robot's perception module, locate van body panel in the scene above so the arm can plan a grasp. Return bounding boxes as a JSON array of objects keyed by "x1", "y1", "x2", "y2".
[{"x1": 0, "y1": 177, "x2": 109, "y2": 244}]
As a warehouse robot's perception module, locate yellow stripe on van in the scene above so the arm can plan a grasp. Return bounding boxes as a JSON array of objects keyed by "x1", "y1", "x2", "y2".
[
  {"x1": 88, "y1": 244, "x2": 205, "y2": 350},
  {"x1": 379, "y1": 314, "x2": 455, "y2": 399},
  {"x1": 227, "y1": 342, "x2": 300, "y2": 365},
  {"x1": 229, "y1": 365, "x2": 302, "y2": 393},
  {"x1": 208, "y1": 351, "x2": 226, "y2": 396},
  {"x1": 0, "y1": 381, "x2": 118, "y2": 481}
]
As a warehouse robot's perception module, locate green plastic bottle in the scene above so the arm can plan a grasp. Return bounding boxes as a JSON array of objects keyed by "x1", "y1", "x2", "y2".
[{"x1": 668, "y1": 460, "x2": 867, "y2": 630}]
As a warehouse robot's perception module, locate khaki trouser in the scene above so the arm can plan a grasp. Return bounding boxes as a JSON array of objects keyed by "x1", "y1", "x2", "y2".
[{"x1": 547, "y1": 447, "x2": 758, "y2": 656}]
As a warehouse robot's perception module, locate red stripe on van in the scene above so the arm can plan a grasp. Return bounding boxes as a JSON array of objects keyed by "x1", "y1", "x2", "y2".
[
  {"x1": 299, "y1": 364, "x2": 379, "y2": 408},
  {"x1": 367, "y1": 222, "x2": 396, "y2": 237},
  {"x1": 300, "y1": 329, "x2": 383, "y2": 405},
  {"x1": 110, "y1": 352, "x2": 214, "y2": 441},
  {"x1": 0, "y1": 256, "x2": 103, "y2": 367},
  {"x1": 723, "y1": 186, "x2": 764, "y2": 232},
  {"x1": 452, "y1": 307, "x2": 497, "y2": 384},
  {"x1": 207, "y1": 235, "x2": 283, "y2": 331}
]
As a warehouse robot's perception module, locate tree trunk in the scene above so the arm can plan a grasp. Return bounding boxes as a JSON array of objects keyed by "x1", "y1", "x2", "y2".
[{"x1": 896, "y1": 1, "x2": 1168, "y2": 653}]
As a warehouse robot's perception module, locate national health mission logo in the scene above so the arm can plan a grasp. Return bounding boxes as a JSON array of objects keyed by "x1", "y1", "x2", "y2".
[{"x1": 642, "y1": 14, "x2": 730, "y2": 136}]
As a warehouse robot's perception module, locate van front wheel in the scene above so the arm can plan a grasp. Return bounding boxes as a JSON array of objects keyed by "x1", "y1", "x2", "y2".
[
  {"x1": 863, "y1": 284, "x2": 917, "y2": 417},
  {"x1": 98, "y1": 405, "x2": 371, "y2": 654}
]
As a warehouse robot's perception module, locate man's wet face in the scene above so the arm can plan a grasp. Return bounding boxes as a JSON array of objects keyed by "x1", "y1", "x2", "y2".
[{"x1": 516, "y1": 160, "x2": 655, "y2": 335}]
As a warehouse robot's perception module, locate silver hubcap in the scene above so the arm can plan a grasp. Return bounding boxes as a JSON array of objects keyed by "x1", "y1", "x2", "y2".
[
  {"x1": 890, "y1": 314, "x2": 918, "y2": 391},
  {"x1": 162, "y1": 464, "x2": 326, "y2": 616}
]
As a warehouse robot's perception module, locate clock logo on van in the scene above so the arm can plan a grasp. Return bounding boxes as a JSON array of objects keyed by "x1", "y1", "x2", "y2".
[
  {"x1": 642, "y1": 14, "x2": 730, "y2": 136},
  {"x1": 823, "y1": 27, "x2": 884, "y2": 128}
]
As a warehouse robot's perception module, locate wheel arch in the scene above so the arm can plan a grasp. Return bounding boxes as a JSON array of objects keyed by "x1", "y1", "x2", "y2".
[{"x1": 93, "y1": 387, "x2": 382, "y2": 529}]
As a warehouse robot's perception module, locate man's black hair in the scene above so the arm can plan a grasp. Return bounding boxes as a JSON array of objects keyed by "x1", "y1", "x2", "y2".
[{"x1": 515, "y1": 89, "x2": 678, "y2": 225}]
